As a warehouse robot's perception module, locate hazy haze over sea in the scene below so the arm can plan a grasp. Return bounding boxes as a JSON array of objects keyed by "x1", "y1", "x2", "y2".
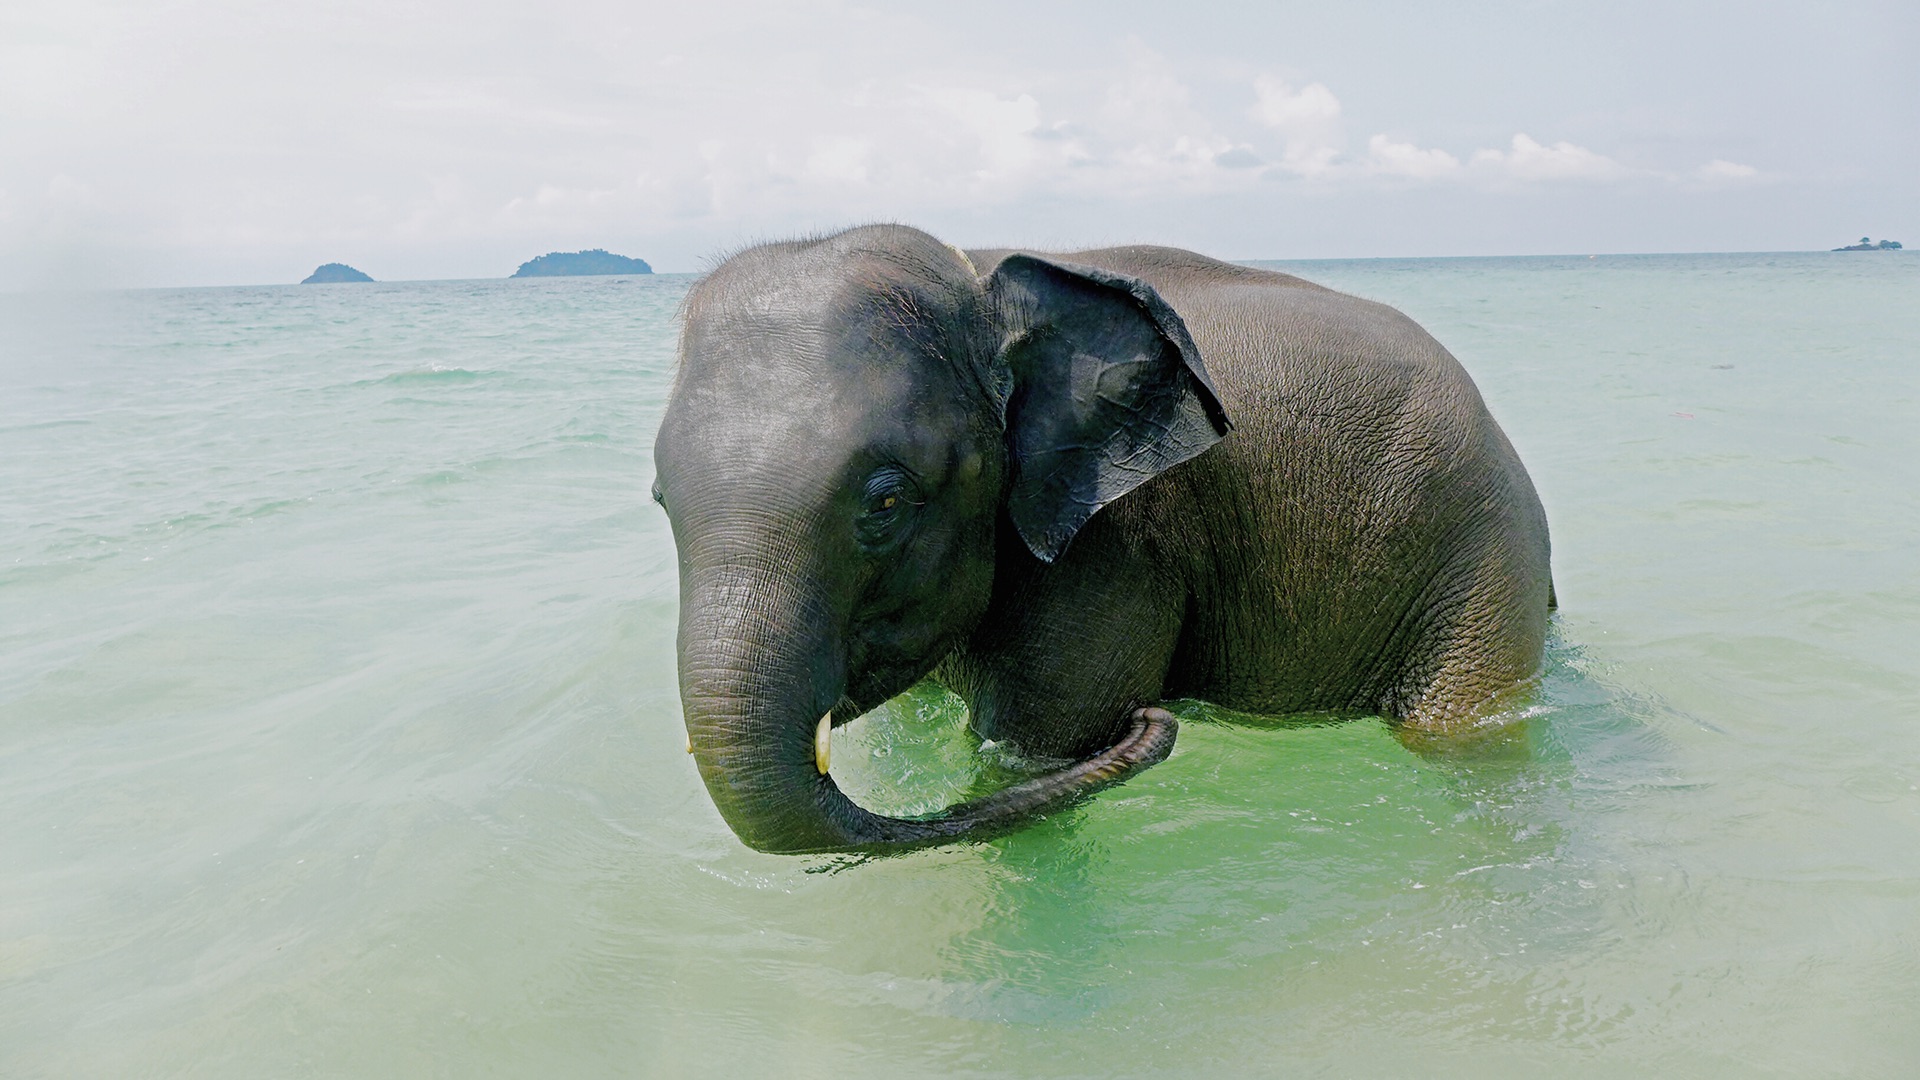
[{"x1": 3, "y1": 251, "x2": 1917, "y2": 1076}]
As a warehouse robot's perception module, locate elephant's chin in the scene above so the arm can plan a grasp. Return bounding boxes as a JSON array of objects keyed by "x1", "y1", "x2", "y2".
[{"x1": 778, "y1": 706, "x2": 1180, "y2": 855}]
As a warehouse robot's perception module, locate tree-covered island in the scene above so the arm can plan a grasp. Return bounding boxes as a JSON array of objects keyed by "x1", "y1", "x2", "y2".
[
  {"x1": 301, "y1": 263, "x2": 374, "y2": 283},
  {"x1": 510, "y1": 249, "x2": 653, "y2": 277}
]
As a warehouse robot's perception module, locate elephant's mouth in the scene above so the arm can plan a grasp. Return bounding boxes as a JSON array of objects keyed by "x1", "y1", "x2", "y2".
[
  {"x1": 813, "y1": 710, "x2": 836, "y2": 774},
  {"x1": 791, "y1": 703, "x2": 1180, "y2": 854}
]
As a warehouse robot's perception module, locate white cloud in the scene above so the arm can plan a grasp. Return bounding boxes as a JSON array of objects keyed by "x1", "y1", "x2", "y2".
[
  {"x1": 1248, "y1": 86, "x2": 1627, "y2": 189},
  {"x1": 1070, "y1": 45, "x2": 1252, "y2": 196},
  {"x1": 1363, "y1": 134, "x2": 1461, "y2": 179},
  {"x1": 1249, "y1": 76, "x2": 1344, "y2": 176},
  {"x1": 1695, "y1": 158, "x2": 1760, "y2": 182},
  {"x1": 927, "y1": 89, "x2": 1046, "y2": 181},
  {"x1": 1470, "y1": 133, "x2": 1626, "y2": 182},
  {"x1": 636, "y1": 49, "x2": 1263, "y2": 225},
  {"x1": 1251, "y1": 76, "x2": 1342, "y2": 132}
]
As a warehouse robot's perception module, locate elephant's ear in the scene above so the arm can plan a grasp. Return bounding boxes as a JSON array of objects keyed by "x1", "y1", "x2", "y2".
[{"x1": 983, "y1": 254, "x2": 1233, "y2": 562}]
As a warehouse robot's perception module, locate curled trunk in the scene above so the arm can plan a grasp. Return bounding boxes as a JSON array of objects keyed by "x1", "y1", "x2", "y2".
[{"x1": 678, "y1": 567, "x2": 1175, "y2": 854}]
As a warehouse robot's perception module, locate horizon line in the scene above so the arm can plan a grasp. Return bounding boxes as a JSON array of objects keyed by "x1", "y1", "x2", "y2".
[{"x1": 4, "y1": 246, "x2": 1908, "y2": 295}]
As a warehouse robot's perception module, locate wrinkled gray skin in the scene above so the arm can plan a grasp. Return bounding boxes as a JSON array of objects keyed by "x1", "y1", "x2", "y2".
[{"x1": 653, "y1": 224, "x2": 1553, "y2": 854}]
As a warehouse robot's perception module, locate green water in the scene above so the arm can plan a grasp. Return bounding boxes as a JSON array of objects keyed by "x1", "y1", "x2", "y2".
[{"x1": 2, "y1": 253, "x2": 1916, "y2": 1076}]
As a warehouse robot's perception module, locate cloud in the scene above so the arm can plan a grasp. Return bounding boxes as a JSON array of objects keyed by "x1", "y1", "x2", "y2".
[
  {"x1": 1694, "y1": 158, "x2": 1760, "y2": 182},
  {"x1": 1247, "y1": 83, "x2": 1633, "y2": 189},
  {"x1": 1249, "y1": 76, "x2": 1344, "y2": 176},
  {"x1": 1250, "y1": 76, "x2": 1341, "y2": 132},
  {"x1": 927, "y1": 89, "x2": 1047, "y2": 182},
  {"x1": 1363, "y1": 134, "x2": 1461, "y2": 180},
  {"x1": 1469, "y1": 133, "x2": 1626, "y2": 182}
]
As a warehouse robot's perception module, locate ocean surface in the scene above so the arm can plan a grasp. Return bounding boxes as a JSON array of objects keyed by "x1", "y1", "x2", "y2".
[{"x1": 3, "y1": 251, "x2": 1916, "y2": 1077}]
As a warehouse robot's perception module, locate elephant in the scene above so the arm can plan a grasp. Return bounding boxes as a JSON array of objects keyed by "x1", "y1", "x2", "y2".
[{"x1": 652, "y1": 224, "x2": 1553, "y2": 854}]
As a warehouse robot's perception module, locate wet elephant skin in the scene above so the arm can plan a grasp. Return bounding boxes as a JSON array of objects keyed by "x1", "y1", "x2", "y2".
[{"x1": 651, "y1": 224, "x2": 1552, "y2": 854}]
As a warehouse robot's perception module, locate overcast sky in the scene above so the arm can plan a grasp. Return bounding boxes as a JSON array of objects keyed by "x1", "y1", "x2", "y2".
[{"x1": 3, "y1": 0, "x2": 1914, "y2": 288}]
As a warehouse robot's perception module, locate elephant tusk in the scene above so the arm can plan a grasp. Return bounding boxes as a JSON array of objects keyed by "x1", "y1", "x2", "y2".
[
  {"x1": 686, "y1": 731, "x2": 694, "y2": 754},
  {"x1": 815, "y1": 712, "x2": 832, "y2": 775}
]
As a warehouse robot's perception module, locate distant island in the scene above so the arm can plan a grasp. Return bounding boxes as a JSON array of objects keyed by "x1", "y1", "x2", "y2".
[
  {"x1": 302, "y1": 263, "x2": 374, "y2": 284},
  {"x1": 1833, "y1": 237, "x2": 1903, "y2": 251},
  {"x1": 511, "y1": 249, "x2": 653, "y2": 277}
]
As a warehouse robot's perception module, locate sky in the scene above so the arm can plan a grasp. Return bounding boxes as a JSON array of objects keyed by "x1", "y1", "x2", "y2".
[{"x1": 2, "y1": 0, "x2": 1915, "y2": 288}]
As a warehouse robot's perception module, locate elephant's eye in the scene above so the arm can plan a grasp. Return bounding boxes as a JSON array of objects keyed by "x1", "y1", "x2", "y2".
[
  {"x1": 861, "y1": 489, "x2": 906, "y2": 518},
  {"x1": 856, "y1": 469, "x2": 920, "y2": 547},
  {"x1": 650, "y1": 479, "x2": 667, "y2": 510}
]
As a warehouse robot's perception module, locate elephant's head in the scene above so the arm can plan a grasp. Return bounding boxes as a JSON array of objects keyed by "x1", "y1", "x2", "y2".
[{"x1": 653, "y1": 225, "x2": 1229, "y2": 853}]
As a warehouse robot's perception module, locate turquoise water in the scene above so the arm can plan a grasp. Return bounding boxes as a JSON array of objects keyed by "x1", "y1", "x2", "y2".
[{"x1": 3, "y1": 253, "x2": 1916, "y2": 1076}]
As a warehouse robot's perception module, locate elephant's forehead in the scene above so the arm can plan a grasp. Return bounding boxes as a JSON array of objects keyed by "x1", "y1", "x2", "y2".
[
  {"x1": 666, "y1": 376, "x2": 862, "y2": 476},
  {"x1": 675, "y1": 323, "x2": 927, "y2": 424},
  {"x1": 677, "y1": 289, "x2": 965, "y2": 417},
  {"x1": 661, "y1": 331, "x2": 941, "y2": 487}
]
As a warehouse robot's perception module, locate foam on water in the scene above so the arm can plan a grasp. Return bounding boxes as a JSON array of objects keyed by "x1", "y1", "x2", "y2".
[{"x1": 3, "y1": 255, "x2": 1917, "y2": 1076}]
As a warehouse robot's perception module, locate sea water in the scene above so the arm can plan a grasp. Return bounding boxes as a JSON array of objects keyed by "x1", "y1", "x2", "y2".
[{"x1": 2, "y1": 253, "x2": 1916, "y2": 1076}]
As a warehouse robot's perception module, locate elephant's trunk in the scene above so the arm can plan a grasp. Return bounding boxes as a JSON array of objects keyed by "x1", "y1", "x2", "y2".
[{"x1": 677, "y1": 566, "x2": 1176, "y2": 855}]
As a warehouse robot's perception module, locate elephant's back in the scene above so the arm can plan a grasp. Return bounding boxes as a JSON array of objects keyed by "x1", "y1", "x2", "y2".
[
  {"x1": 1074, "y1": 249, "x2": 1551, "y2": 715},
  {"x1": 968, "y1": 244, "x2": 1330, "y2": 300}
]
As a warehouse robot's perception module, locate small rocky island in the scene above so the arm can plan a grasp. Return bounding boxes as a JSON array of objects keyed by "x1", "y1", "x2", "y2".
[
  {"x1": 511, "y1": 249, "x2": 653, "y2": 277},
  {"x1": 1833, "y1": 237, "x2": 1904, "y2": 251},
  {"x1": 301, "y1": 263, "x2": 375, "y2": 284}
]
